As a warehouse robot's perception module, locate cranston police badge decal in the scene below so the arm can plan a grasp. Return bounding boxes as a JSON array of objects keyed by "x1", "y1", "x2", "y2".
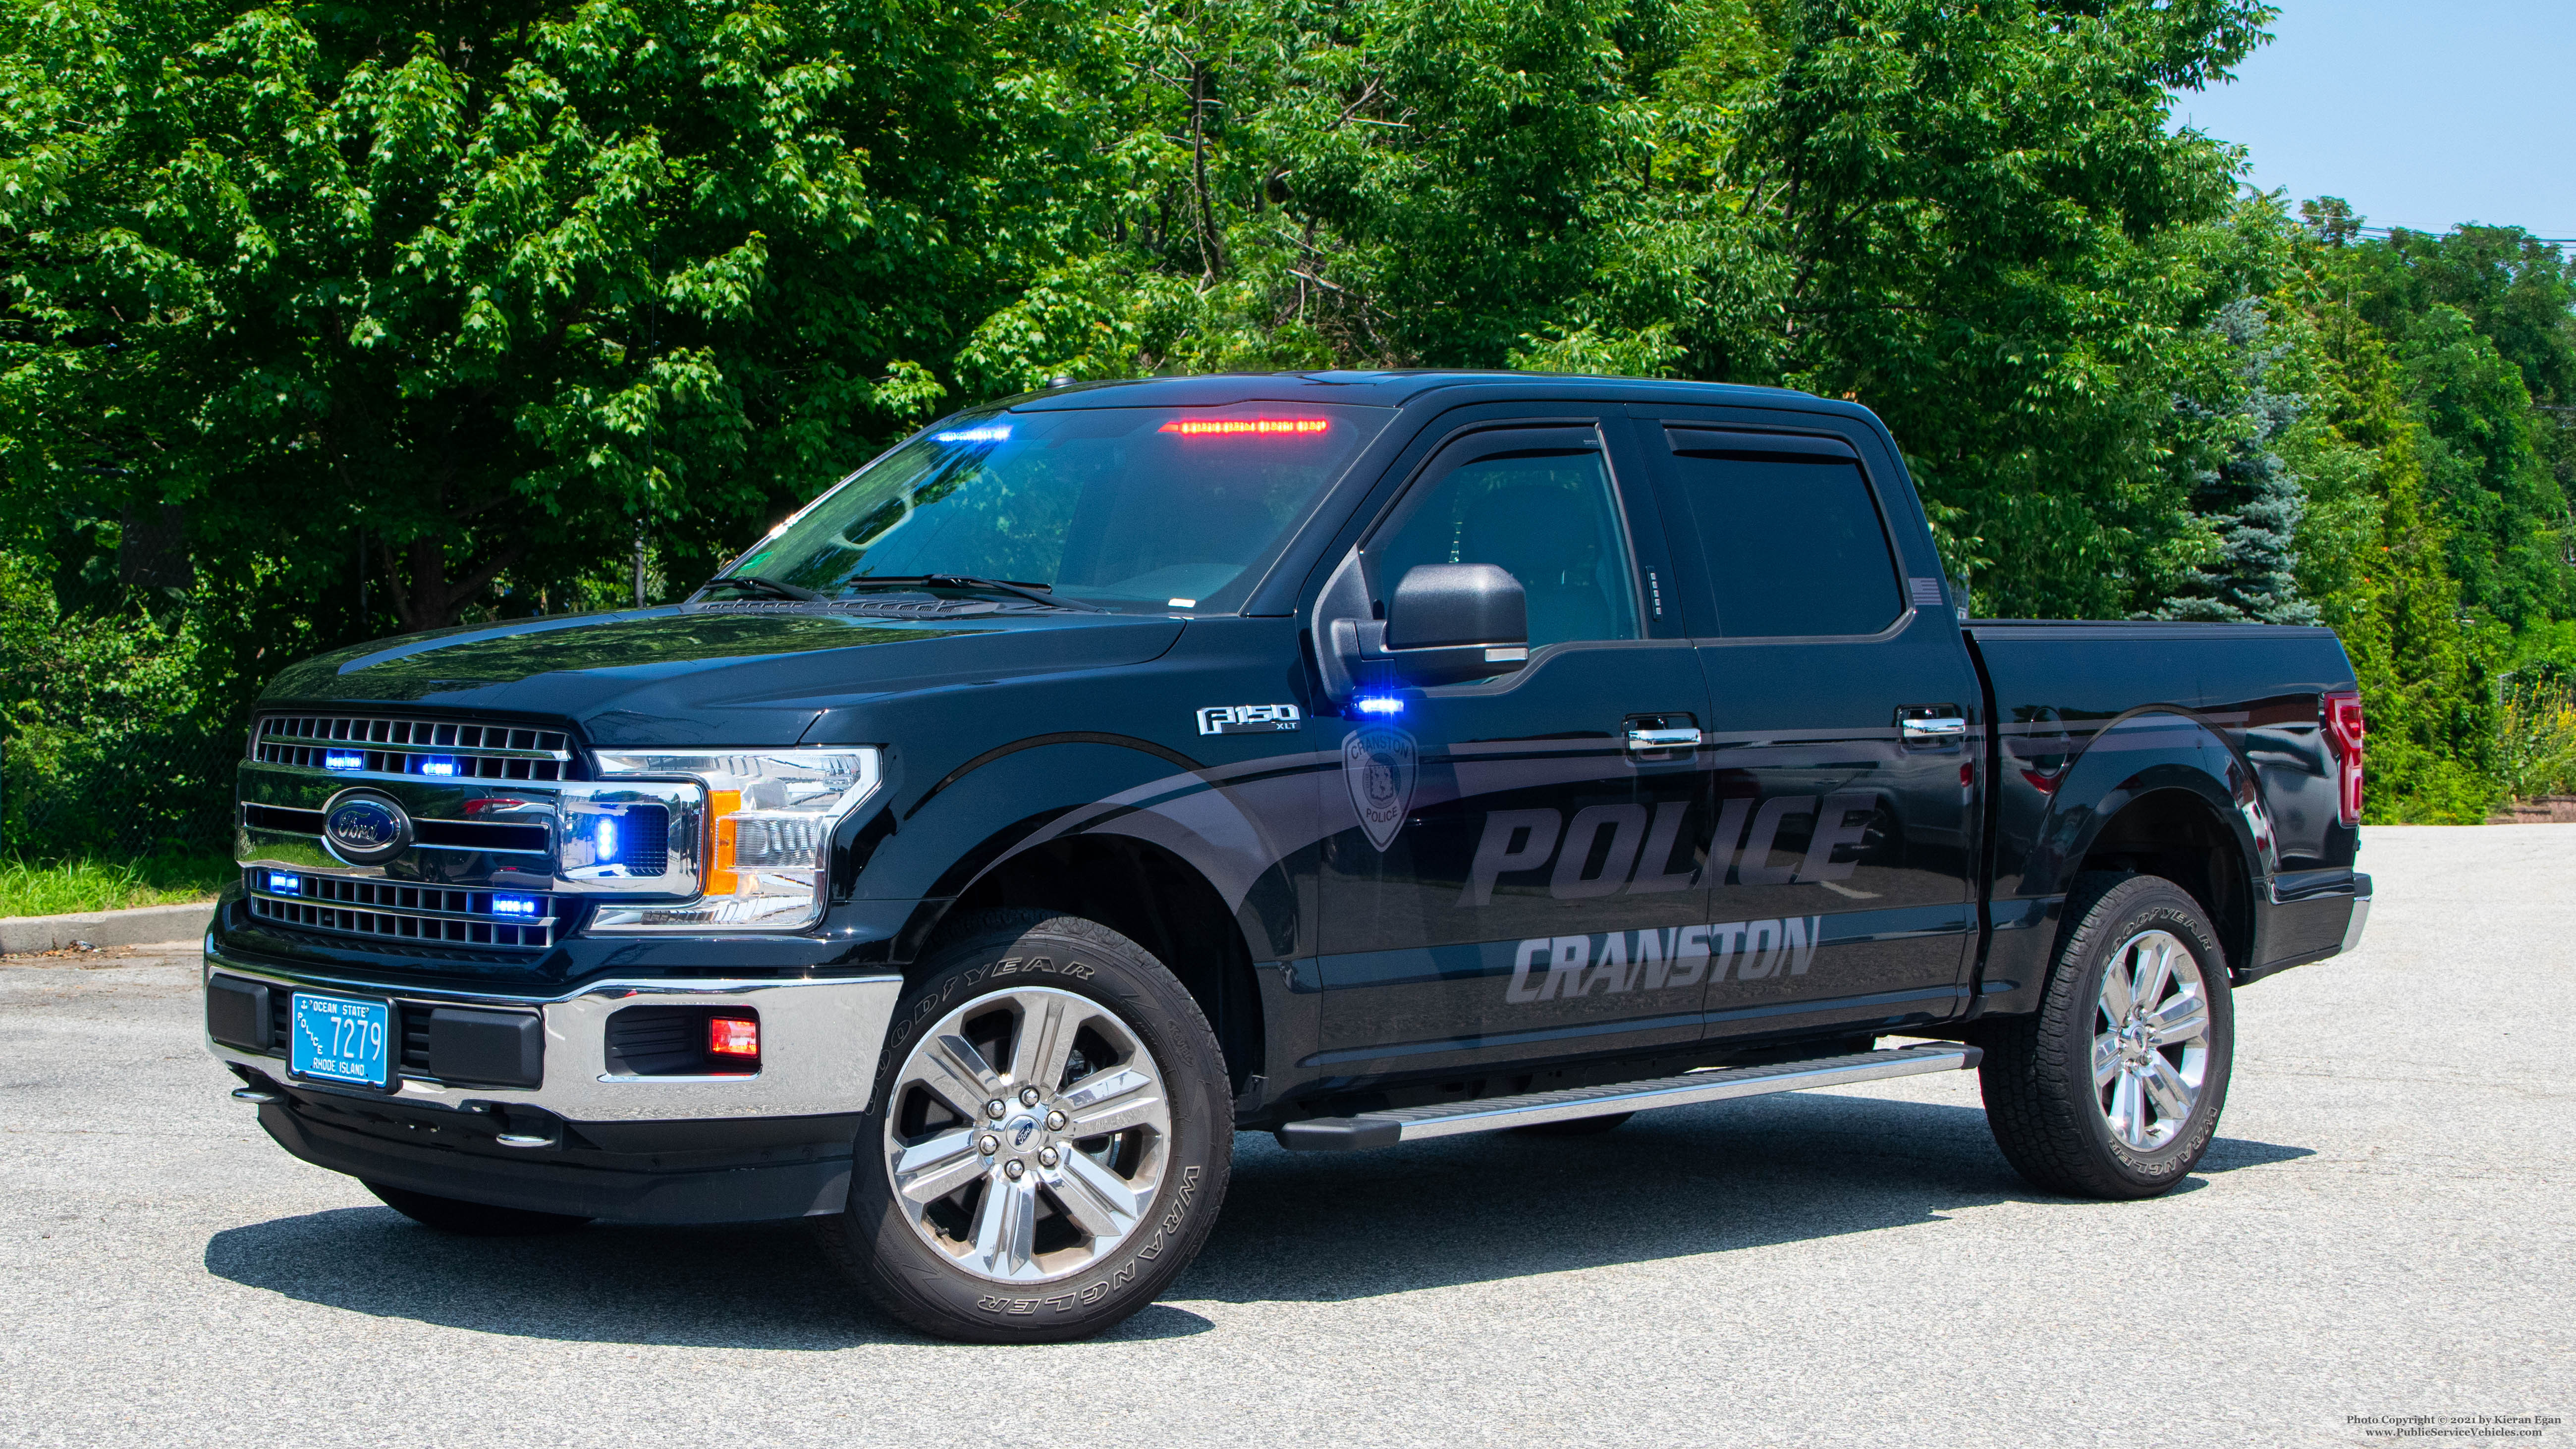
[{"x1": 1342, "y1": 726, "x2": 1418, "y2": 852}]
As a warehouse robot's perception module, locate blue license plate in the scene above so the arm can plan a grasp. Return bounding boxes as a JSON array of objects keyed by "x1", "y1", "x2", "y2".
[{"x1": 289, "y1": 992, "x2": 391, "y2": 1089}]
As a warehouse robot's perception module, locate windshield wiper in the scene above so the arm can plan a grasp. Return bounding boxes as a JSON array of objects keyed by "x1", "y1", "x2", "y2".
[
  {"x1": 841, "y1": 575, "x2": 1109, "y2": 613},
  {"x1": 700, "y1": 574, "x2": 825, "y2": 602}
]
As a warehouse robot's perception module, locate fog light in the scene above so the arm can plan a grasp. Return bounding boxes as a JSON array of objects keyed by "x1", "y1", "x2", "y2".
[{"x1": 708, "y1": 1016, "x2": 760, "y2": 1060}]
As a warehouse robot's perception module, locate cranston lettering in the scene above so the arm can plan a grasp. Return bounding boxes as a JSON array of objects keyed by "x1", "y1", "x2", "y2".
[
  {"x1": 1503, "y1": 917, "x2": 1823, "y2": 1003},
  {"x1": 1460, "y1": 792, "x2": 1876, "y2": 907}
]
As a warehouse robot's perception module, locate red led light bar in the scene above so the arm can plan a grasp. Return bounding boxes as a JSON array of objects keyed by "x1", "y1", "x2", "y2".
[
  {"x1": 1157, "y1": 418, "x2": 1330, "y2": 436},
  {"x1": 708, "y1": 1016, "x2": 761, "y2": 1059}
]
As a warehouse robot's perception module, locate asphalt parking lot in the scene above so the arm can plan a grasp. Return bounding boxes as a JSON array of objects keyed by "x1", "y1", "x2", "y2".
[{"x1": 3, "y1": 825, "x2": 2570, "y2": 1448}]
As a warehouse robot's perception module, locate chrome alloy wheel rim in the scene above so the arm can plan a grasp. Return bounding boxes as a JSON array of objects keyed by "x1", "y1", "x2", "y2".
[
  {"x1": 2092, "y1": 928, "x2": 2213, "y2": 1152},
  {"x1": 883, "y1": 985, "x2": 1171, "y2": 1284}
]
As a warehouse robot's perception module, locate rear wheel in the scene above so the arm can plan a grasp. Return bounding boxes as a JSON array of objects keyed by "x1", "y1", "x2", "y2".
[
  {"x1": 1977, "y1": 873, "x2": 2235, "y2": 1200},
  {"x1": 816, "y1": 911, "x2": 1233, "y2": 1342},
  {"x1": 363, "y1": 1181, "x2": 591, "y2": 1236}
]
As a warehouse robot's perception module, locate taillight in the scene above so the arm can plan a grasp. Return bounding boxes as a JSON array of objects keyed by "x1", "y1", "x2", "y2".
[{"x1": 2324, "y1": 691, "x2": 2365, "y2": 826}]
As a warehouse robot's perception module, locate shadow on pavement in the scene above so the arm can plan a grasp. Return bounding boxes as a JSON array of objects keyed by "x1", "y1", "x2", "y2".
[{"x1": 201, "y1": 1092, "x2": 2309, "y2": 1347}]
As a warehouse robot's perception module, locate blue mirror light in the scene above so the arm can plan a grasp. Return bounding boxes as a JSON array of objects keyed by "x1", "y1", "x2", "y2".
[{"x1": 1355, "y1": 696, "x2": 1406, "y2": 716}]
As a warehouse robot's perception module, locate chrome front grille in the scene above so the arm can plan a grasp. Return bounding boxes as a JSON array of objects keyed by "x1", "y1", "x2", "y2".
[
  {"x1": 252, "y1": 715, "x2": 573, "y2": 782},
  {"x1": 245, "y1": 868, "x2": 565, "y2": 951}
]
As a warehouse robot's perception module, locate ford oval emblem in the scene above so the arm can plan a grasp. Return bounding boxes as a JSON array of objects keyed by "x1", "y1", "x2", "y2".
[{"x1": 322, "y1": 790, "x2": 413, "y2": 865}]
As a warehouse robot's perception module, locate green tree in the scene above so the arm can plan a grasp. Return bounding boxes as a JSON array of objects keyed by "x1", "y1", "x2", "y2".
[{"x1": 0, "y1": 0, "x2": 1101, "y2": 635}]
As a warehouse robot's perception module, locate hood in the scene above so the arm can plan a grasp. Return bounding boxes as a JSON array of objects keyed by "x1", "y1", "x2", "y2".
[{"x1": 260, "y1": 604, "x2": 1186, "y2": 746}]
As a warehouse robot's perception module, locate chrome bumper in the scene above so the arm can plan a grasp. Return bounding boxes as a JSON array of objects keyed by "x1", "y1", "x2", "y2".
[
  {"x1": 2340, "y1": 872, "x2": 2373, "y2": 955},
  {"x1": 204, "y1": 950, "x2": 902, "y2": 1124}
]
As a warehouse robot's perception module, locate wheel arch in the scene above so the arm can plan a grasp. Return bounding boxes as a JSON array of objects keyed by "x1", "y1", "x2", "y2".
[
  {"x1": 2023, "y1": 710, "x2": 2274, "y2": 978},
  {"x1": 881, "y1": 744, "x2": 1287, "y2": 1099}
]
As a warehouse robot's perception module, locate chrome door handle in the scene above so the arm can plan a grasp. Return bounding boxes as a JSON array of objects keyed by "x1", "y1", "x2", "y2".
[
  {"x1": 1627, "y1": 727, "x2": 1702, "y2": 752},
  {"x1": 1899, "y1": 715, "x2": 1969, "y2": 745}
]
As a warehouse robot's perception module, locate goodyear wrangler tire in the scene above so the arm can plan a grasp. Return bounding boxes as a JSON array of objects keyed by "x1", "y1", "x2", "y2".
[
  {"x1": 1977, "y1": 873, "x2": 2236, "y2": 1201},
  {"x1": 817, "y1": 910, "x2": 1233, "y2": 1342}
]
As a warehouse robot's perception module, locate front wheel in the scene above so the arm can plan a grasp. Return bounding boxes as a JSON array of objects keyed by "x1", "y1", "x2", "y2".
[
  {"x1": 815, "y1": 911, "x2": 1234, "y2": 1342},
  {"x1": 1977, "y1": 873, "x2": 2235, "y2": 1200}
]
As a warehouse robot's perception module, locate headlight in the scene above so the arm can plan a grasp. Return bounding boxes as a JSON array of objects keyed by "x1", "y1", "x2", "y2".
[{"x1": 587, "y1": 748, "x2": 882, "y2": 932}]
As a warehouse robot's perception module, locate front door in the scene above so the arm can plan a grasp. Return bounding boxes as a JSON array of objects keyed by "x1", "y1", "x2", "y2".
[
  {"x1": 1311, "y1": 417, "x2": 1714, "y2": 1082},
  {"x1": 1635, "y1": 418, "x2": 1983, "y2": 1041}
]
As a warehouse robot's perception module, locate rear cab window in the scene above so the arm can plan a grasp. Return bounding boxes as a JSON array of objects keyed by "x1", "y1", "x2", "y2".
[{"x1": 1653, "y1": 429, "x2": 1905, "y2": 639}]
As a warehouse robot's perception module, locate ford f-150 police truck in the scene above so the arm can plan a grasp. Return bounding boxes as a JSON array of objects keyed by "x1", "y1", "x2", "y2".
[{"x1": 204, "y1": 372, "x2": 2372, "y2": 1342}]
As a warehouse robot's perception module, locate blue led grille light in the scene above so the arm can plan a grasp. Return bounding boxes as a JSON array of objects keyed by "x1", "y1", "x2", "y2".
[
  {"x1": 266, "y1": 872, "x2": 301, "y2": 895},
  {"x1": 492, "y1": 896, "x2": 541, "y2": 917},
  {"x1": 594, "y1": 817, "x2": 620, "y2": 864},
  {"x1": 323, "y1": 751, "x2": 365, "y2": 770},
  {"x1": 416, "y1": 755, "x2": 460, "y2": 777},
  {"x1": 1355, "y1": 696, "x2": 1406, "y2": 715}
]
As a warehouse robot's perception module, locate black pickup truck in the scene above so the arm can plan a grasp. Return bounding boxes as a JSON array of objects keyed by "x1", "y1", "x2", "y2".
[{"x1": 203, "y1": 372, "x2": 2371, "y2": 1341}]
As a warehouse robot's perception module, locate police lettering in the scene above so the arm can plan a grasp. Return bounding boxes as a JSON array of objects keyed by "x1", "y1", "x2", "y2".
[
  {"x1": 1505, "y1": 918, "x2": 1822, "y2": 1003},
  {"x1": 1460, "y1": 791, "x2": 1876, "y2": 906}
]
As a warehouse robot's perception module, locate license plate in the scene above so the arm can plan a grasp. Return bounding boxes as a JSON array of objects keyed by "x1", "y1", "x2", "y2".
[{"x1": 289, "y1": 992, "x2": 391, "y2": 1089}]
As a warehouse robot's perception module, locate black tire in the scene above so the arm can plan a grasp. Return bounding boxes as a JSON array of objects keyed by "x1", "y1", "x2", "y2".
[
  {"x1": 1977, "y1": 873, "x2": 2236, "y2": 1200},
  {"x1": 1510, "y1": 1112, "x2": 1634, "y2": 1137},
  {"x1": 815, "y1": 911, "x2": 1233, "y2": 1343},
  {"x1": 363, "y1": 1181, "x2": 592, "y2": 1236}
]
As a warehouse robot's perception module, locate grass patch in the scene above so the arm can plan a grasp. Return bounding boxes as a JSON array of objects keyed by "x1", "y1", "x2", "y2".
[{"x1": 0, "y1": 854, "x2": 233, "y2": 917}]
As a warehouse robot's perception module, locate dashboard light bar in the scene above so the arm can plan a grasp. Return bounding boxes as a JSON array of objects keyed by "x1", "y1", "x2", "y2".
[
  {"x1": 1157, "y1": 418, "x2": 1329, "y2": 437},
  {"x1": 933, "y1": 424, "x2": 1011, "y2": 443}
]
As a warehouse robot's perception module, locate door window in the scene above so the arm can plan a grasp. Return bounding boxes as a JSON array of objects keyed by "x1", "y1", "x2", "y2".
[
  {"x1": 1370, "y1": 435, "x2": 1641, "y2": 649},
  {"x1": 1660, "y1": 430, "x2": 1903, "y2": 638}
]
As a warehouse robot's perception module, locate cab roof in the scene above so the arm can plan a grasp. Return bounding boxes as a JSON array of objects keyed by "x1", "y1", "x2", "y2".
[{"x1": 1001, "y1": 370, "x2": 1816, "y2": 412}]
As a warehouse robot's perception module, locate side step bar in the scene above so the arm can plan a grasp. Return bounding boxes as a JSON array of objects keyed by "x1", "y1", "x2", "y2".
[{"x1": 1274, "y1": 1044, "x2": 1981, "y2": 1151}]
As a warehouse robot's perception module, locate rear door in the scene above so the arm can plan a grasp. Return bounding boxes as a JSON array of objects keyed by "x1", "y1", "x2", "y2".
[
  {"x1": 1310, "y1": 414, "x2": 1715, "y2": 1079},
  {"x1": 1634, "y1": 416, "x2": 1983, "y2": 1040}
]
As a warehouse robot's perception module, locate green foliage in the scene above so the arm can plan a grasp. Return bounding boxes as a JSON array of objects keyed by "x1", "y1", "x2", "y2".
[
  {"x1": 1, "y1": 0, "x2": 1105, "y2": 637},
  {"x1": 2, "y1": 0, "x2": 2572, "y2": 834},
  {"x1": 2493, "y1": 680, "x2": 2576, "y2": 805},
  {"x1": 0, "y1": 551, "x2": 238, "y2": 856},
  {"x1": 0, "y1": 852, "x2": 232, "y2": 916}
]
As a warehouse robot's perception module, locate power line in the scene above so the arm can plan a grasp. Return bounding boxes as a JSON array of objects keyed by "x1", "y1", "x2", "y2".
[{"x1": 2351, "y1": 223, "x2": 2576, "y2": 245}]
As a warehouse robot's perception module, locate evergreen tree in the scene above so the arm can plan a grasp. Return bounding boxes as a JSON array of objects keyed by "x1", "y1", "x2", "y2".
[{"x1": 2156, "y1": 297, "x2": 2320, "y2": 625}]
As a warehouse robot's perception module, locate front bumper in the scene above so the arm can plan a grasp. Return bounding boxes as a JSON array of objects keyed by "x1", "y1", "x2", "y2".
[{"x1": 205, "y1": 947, "x2": 904, "y2": 1222}]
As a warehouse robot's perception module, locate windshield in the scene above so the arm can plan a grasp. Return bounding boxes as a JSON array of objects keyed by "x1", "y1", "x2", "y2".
[{"x1": 725, "y1": 402, "x2": 1394, "y2": 612}]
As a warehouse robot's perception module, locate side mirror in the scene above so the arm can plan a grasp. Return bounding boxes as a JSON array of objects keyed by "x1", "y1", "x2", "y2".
[{"x1": 1372, "y1": 564, "x2": 1530, "y2": 687}]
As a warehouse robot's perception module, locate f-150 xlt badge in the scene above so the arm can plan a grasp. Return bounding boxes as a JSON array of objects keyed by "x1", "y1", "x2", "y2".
[
  {"x1": 1343, "y1": 726, "x2": 1417, "y2": 851},
  {"x1": 1197, "y1": 703, "x2": 1302, "y2": 735}
]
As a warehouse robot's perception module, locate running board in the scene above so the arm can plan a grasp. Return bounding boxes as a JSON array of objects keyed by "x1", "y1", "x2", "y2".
[{"x1": 1273, "y1": 1044, "x2": 1981, "y2": 1151}]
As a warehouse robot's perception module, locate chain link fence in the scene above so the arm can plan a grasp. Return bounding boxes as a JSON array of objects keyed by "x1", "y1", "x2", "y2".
[{"x1": 0, "y1": 722, "x2": 241, "y2": 861}]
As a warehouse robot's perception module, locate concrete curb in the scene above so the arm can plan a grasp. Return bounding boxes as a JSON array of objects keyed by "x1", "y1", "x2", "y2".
[{"x1": 0, "y1": 901, "x2": 214, "y2": 955}]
